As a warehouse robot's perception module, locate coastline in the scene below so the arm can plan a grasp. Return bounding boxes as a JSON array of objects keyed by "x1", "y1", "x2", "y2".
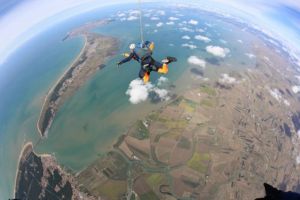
[
  {"x1": 13, "y1": 142, "x2": 33, "y2": 197},
  {"x1": 36, "y1": 19, "x2": 119, "y2": 137},
  {"x1": 36, "y1": 36, "x2": 88, "y2": 137}
]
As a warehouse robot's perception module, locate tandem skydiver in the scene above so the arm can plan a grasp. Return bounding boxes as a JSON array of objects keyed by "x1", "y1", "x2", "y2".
[{"x1": 117, "y1": 41, "x2": 177, "y2": 83}]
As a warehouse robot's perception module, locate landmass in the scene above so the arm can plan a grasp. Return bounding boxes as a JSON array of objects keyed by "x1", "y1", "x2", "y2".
[
  {"x1": 72, "y1": 36, "x2": 300, "y2": 199},
  {"x1": 17, "y1": 12, "x2": 300, "y2": 200},
  {"x1": 37, "y1": 19, "x2": 119, "y2": 137},
  {"x1": 14, "y1": 142, "x2": 95, "y2": 200}
]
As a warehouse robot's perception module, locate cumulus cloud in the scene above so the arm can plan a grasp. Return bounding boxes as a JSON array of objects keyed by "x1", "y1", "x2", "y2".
[
  {"x1": 195, "y1": 35, "x2": 211, "y2": 42},
  {"x1": 129, "y1": 10, "x2": 140, "y2": 15},
  {"x1": 182, "y1": 43, "x2": 197, "y2": 49},
  {"x1": 245, "y1": 53, "x2": 256, "y2": 59},
  {"x1": 166, "y1": 21, "x2": 175, "y2": 25},
  {"x1": 126, "y1": 79, "x2": 149, "y2": 104},
  {"x1": 196, "y1": 28, "x2": 205, "y2": 33},
  {"x1": 117, "y1": 13, "x2": 126, "y2": 17},
  {"x1": 188, "y1": 19, "x2": 198, "y2": 25},
  {"x1": 156, "y1": 22, "x2": 163, "y2": 27},
  {"x1": 237, "y1": 39, "x2": 243, "y2": 43},
  {"x1": 205, "y1": 22, "x2": 213, "y2": 27},
  {"x1": 187, "y1": 56, "x2": 206, "y2": 68},
  {"x1": 268, "y1": 88, "x2": 290, "y2": 106},
  {"x1": 150, "y1": 16, "x2": 160, "y2": 20},
  {"x1": 127, "y1": 16, "x2": 138, "y2": 21},
  {"x1": 206, "y1": 45, "x2": 230, "y2": 58},
  {"x1": 157, "y1": 10, "x2": 165, "y2": 15},
  {"x1": 219, "y1": 74, "x2": 236, "y2": 84},
  {"x1": 157, "y1": 76, "x2": 168, "y2": 86},
  {"x1": 182, "y1": 35, "x2": 191, "y2": 40},
  {"x1": 292, "y1": 85, "x2": 300, "y2": 93},
  {"x1": 126, "y1": 79, "x2": 170, "y2": 104},
  {"x1": 169, "y1": 16, "x2": 179, "y2": 21},
  {"x1": 180, "y1": 27, "x2": 194, "y2": 32}
]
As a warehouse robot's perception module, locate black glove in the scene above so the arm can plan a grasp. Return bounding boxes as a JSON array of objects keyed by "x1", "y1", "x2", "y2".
[{"x1": 117, "y1": 62, "x2": 122, "y2": 67}]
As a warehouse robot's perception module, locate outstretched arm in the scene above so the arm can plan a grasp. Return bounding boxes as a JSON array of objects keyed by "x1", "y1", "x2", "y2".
[{"x1": 118, "y1": 52, "x2": 134, "y2": 65}]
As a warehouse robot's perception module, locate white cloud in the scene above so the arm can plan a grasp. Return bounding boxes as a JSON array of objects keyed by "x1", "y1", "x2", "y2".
[
  {"x1": 269, "y1": 88, "x2": 282, "y2": 102},
  {"x1": 126, "y1": 79, "x2": 170, "y2": 104},
  {"x1": 157, "y1": 10, "x2": 165, "y2": 16},
  {"x1": 182, "y1": 35, "x2": 191, "y2": 40},
  {"x1": 150, "y1": 16, "x2": 160, "y2": 20},
  {"x1": 245, "y1": 53, "x2": 256, "y2": 59},
  {"x1": 154, "y1": 29, "x2": 158, "y2": 33},
  {"x1": 292, "y1": 85, "x2": 300, "y2": 93},
  {"x1": 188, "y1": 19, "x2": 198, "y2": 25},
  {"x1": 157, "y1": 76, "x2": 168, "y2": 86},
  {"x1": 166, "y1": 21, "x2": 175, "y2": 25},
  {"x1": 297, "y1": 155, "x2": 300, "y2": 165},
  {"x1": 152, "y1": 88, "x2": 170, "y2": 101},
  {"x1": 196, "y1": 28, "x2": 205, "y2": 33},
  {"x1": 187, "y1": 56, "x2": 206, "y2": 68},
  {"x1": 156, "y1": 22, "x2": 163, "y2": 27},
  {"x1": 237, "y1": 39, "x2": 243, "y2": 43},
  {"x1": 206, "y1": 45, "x2": 230, "y2": 58},
  {"x1": 268, "y1": 88, "x2": 290, "y2": 106},
  {"x1": 145, "y1": 23, "x2": 150, "y2": 27},
  {"x1": 284, "y1": 99, "x2": 290, "y2": 106},
  {"x1": 182, "y1": 43, "x2": 197, "y2": 49},
  {"x1": 126, "y1": 79, "x2": 149, "y2": 104},
  {"x1": 205, "y1": 22, "x2": 213, "y2": 27},
  {"x1": 117, "y1": 13, "x2": 126, "y2": 17},
  {"x1": 194, "y1": 35, "x2": 211, "y2": 42},
  {"x1": 129, "y1": 10, "x2": 140, "y2": 16},
  {"x1": 219, "y1": 74, "x2": 236, "y2": 84},
  {"x1": 127, "y1": 16, "x2": 138, "y2": 21},
  {"x1": 180, "y1": 27, "x2": 194, "y2": 32},
  {"x1": 169, "y1": 16, "x2": 179, "y2": 21}
]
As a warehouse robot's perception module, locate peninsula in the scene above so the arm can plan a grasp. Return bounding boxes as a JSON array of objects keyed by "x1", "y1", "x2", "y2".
[
  {"x1": 37, "y1": 19, "x2": 119, "y2": 137},
  {"x1": 14, "y1": 142, "x2": 95, "y2": 200}
]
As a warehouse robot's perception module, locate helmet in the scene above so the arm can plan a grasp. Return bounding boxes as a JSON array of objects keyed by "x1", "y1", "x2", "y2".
[{"x1": 129, "y1": 43, "x2": 136, "y2": 50}]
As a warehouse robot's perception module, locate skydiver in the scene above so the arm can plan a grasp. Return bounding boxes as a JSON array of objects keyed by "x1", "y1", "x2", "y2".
[{"x1": 117, "y1": 41, "x2": 177, "y2": 83}]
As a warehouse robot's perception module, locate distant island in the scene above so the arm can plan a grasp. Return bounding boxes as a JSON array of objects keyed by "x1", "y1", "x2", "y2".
[{"x1": 37, "y1": 19, "x2": 119, "y2": 137}]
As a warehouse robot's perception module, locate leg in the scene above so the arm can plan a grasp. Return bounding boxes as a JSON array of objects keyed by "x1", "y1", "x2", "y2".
[
  {"x1": 151, "y1": 59, "x2": 168, "y2": 74},
  {"x1": 139, "y1": 68, "x2": 150, "y2": 83}
]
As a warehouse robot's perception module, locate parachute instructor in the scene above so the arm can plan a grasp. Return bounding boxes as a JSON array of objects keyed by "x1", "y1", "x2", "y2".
[{"x1": 117, "y1": 41, "x2": 177, "y2": 83}]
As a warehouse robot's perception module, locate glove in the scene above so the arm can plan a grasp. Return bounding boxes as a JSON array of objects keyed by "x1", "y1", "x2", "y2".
[{"x1": 117, "y1": 62, "x2": 122, "y2": 67}]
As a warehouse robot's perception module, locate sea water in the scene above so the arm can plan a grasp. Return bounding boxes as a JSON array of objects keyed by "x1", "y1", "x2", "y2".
[{"x1": 0, "y1": 3, "x2": 256, "y2": 198}]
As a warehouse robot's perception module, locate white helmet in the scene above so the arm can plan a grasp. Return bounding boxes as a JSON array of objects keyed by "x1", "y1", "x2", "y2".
[{"x1": 129, "y1": 43, "x2": 136, "y2": 50}]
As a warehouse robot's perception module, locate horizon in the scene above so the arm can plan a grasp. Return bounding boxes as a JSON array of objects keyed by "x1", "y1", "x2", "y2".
[{"x1": 0, "y1": 0, "x2": 299, "y2": 67}]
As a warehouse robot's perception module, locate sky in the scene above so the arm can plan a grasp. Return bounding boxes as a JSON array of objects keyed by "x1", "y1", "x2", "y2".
[{"x1": 0, "y1": 0, "x2": 299, "y2": 65}]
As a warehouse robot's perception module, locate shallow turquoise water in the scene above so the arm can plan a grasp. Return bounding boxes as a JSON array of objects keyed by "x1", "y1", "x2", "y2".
[{"x1": 0, "y1": 4, "x2": 257, "y2": 198}]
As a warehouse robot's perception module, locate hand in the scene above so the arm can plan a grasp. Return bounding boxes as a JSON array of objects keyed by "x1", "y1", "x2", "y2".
[{"x1": 117, "y1": 62, "x2": 122, "y2": 67}]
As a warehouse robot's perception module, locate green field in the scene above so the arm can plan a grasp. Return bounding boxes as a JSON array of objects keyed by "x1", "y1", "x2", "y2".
[{"x1": 187, "y1": 152, "x2": 210, "y2": 173}]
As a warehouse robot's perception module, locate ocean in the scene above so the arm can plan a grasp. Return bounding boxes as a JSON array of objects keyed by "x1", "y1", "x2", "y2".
[{"x1": 0, "y1": 3, "x2": 256, "y2": 198}]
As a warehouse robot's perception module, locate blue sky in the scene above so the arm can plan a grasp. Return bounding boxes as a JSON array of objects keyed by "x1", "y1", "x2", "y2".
[{"x1": 0, "y1": 0, "x2": 299, "y2": 65}]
